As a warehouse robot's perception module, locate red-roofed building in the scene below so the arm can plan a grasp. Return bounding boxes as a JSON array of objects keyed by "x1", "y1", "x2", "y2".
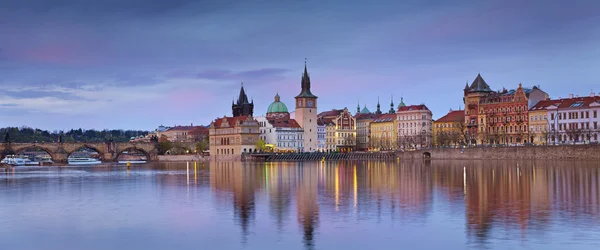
[
  {"x1": 370, "y1": 113, "x2": 397, "y2": 150},
  {"x1": 209, "y1": 115, "x2": 260, "y2": 158},
  {"x1": 355, "y1": 113, "x2": 382, "y2": 150},
  {"x1": 433, "y1": 110, "x2": 464, "y2": 146},
  {"x1": 157, "y1": 124, "x2": 208, "y2": 143},
  {"x1": 396, "y1": 99, "x2": 433, "y2": 149},
  {"x1": 534, "y1": 94, "x2": 600, "y2": 144}
]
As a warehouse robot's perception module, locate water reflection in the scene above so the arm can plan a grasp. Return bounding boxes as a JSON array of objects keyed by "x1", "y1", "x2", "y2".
[{"x1": 1, "y1": 160, "x2": 600, "y2": 249}]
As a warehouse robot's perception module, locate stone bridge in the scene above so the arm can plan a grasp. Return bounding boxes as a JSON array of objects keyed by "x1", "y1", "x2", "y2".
[{"x1": 0, "y1": 142, "x2": 158, "y2": 163}]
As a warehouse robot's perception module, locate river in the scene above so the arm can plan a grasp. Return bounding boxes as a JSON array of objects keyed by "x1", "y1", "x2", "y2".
[{"x1": 1, "y1": 160, "x2": 600, "y2": 250}]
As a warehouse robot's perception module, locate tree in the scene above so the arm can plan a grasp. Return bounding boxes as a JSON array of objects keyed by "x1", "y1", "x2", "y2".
[
  {"x1": 4, "y1": 132, "x2": 10, "y2": 143},
  {"x1": 157, "y1": 141, "x2": 173, "y2": 155},
  {"x1": 195, "y1": 137, "x2": 209, "y2": 153},
  {"x1": 255, "y1": 139, "x2": 266, "y2": 152}
]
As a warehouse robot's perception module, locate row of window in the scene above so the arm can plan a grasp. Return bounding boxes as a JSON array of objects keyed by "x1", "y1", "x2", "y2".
[
  {"x1": 481, "y1": 105, "x2": 528, "y2": 114},
  {"x1": 551, "y1": 111, "x2": 598, "y2": 120},
  {"x1": 553, "y1": 122, "x2": 598, "y2": 131}
]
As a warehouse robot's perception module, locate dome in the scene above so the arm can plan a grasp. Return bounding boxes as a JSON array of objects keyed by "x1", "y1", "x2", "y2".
[
  {"x1": 361, "y1": 105, "x2": 371, "y2": 114},
  {"x1": 267, "y1": 93, "x2": 289, "y2": 113},
  {"x1": 397, "y1": 97, "x2": 406, "y2": 108}
]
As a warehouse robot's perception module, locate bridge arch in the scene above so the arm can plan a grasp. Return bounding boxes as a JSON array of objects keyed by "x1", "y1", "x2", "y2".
[
  {"x1": 116, "y1": 147, "x2": 151, "y2": 161},
  {"x1": 14, "y1": 146, "x2": 55, "y2": 161},
  {"x1": 68, "y1": 144, "x2": 104, "y2": 159}
]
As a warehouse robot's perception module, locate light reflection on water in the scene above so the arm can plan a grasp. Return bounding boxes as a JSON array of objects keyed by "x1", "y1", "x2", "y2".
[{"x1": 1, "y1": 160, "x2": 600, "y2": 250}]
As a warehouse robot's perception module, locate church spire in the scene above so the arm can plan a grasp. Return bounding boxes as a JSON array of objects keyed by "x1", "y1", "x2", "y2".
[
  {"x1": 296, "y1": 59, "x2": 318, "y2": 98},
  {"x1": 357, "y1": 100, "x2": 360, "y2": 114},
  {"x1": 375, "y1": 96, "x2": 382, "y2": 114},
  {"x1": 389, "y1": 95, "x2": 395, "y2": 114}
]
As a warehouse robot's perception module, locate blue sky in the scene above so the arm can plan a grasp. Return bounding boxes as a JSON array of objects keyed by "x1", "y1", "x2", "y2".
[{"x1": 1, "y1": 0, "x2": 599, "y2": 130}]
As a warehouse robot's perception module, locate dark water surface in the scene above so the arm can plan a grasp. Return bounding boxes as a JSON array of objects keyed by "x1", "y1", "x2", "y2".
[{"x1": 1, "y1": 160, "x2": 600, "y2": 250}]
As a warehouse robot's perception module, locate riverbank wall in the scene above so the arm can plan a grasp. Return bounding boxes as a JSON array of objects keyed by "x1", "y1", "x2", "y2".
[
  {"x1": 157, "y1": 155, "x2": 208, "y2": 162},
  {"x1": 399, "y1": 145, "x2": 600, "y2": 160}
]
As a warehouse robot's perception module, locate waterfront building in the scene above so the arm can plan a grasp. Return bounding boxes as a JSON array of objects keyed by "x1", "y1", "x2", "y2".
[
  {"x1": 369, "y1": 113, "x2": 397, "y2": 150},
  {"x1": 255, "y1": 93, "x2": 304, "y2": 152},
  {"x1": 477, "y1": 84, "x2": 548, "y2": 144},
  {"x1": 318, "y1": 108, "x2": 357, "y2": 152},
  {"x1": 464, "y1": 74, "x2": 549, "y2": 144},
  {"x1": 432, "y1": 110, "x2": 464, "y2": 147},
  {"x1": 355, "y1": 112, "x2": 380, "y2": 150},
  {"x1": 542, "y1": 94, "x2": 600, "y2": 144},
  {"x1": 317, "y1": 119, "x2": 327, "y2": 152},
  {"x1": 209, "y1": 85, "x2": 260, "y2": 159},
  {"x1": 295, "y1": 63, "x2": 318, "y2": 152},
  {"x1": 232, "y1": 83, "x2": 254, "y2": 117},
  {"x1": 396, "y1": 100, "x2": 433, "y2": 149},
  {"x1": 156, "y1": 124, "x2": 208, "y2": 143},
  {"x1": 528, "y1": 100, "x2": 560, "y2": 145}
]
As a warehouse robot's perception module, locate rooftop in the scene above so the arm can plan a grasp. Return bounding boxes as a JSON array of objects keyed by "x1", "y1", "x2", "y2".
[
  {"x1": 434, "y1": 110, "x2": 464, "y2": 123},
  {"x1": 397, "y1": 104, "x2": 430, "y2": 112},
  {"x1": 372, "y1": 113, "x2": 396, "y2": 123}
]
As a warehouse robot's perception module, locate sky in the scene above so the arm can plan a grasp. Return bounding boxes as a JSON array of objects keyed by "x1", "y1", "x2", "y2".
[{"x1": 1, "y1": 0, "x2": 599, "y2": 131}]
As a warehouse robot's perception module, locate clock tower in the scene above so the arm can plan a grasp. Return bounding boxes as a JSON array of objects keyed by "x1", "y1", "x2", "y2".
[{"x1": 295, "y1": 62, "x2": 318, "y2": 152}]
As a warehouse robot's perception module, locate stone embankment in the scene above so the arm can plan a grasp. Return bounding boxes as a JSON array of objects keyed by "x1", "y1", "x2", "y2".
[
  {"x1": 399, "y1": 144, "x2": 600, "y2": 160},
  {"x1": 247, "y1": 152, "x2": 397, "y2": 162},
  {"x1": 157, "y1": 155, "x2": 208, "y2": 162}
]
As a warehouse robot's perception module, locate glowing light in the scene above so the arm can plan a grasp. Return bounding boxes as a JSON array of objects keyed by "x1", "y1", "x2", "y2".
[
  {"x1": 335, "y1": 165, "x2": 339, "y2": 211},
  {"x1": 353, "y1": 165, "x2": 357, "y2": 208}
]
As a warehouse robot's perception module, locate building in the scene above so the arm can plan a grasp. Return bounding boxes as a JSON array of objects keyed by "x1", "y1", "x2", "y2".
[
  {"x1": 369, "y1": 113, "x2": 397, "y2": 150},
  {"x1": 355, "y1": 112, "x2": 380, "y2": 150},
  {"x1": 232, "y1": 83, "x2": 254, "y2": 117},
  {"x1": 477, "y1": 84, "x2": 548, "y2": 145},
  {"x1": 295, "y1": 63, "x2": 318, "y2": 152},
  {"x1": 156, "y1": 125, "x2": 208, "y2": 143},
  {"x1": 432, "y1": 110, "x2": 464, "y2": 147},
  {"x1": 317, "y1": 119, "x2": 327, "y2": 152},
  {"x1": 317, "y1": 108, "x2": 357, "y2": 152},
  {"x1": 209, "y1": 116, "x2": 260, "y2": 158},
  {"x1": 396, "y1": 100, "x2": 433, "y2": 149},
  {"x1": 256, "y1": 93, "x2": 304, "y2": 152},
  {"x1": 528, "y1": 100, "x2": 560, "y2": 145},
  {"x1": 542, "y1": 94, "x2": 600, "y2": 144},
  {"x1": 463, "y1": 74, "x2": 549, "y2": 145},
  {"x1": 209, "y1": 85, "x2": 260, "y2": 159}
]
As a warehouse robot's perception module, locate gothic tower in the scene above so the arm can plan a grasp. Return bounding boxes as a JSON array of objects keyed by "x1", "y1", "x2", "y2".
[
  {"x1": 389, "y1": 95, "x2": 395, "y2": 114},
  {"x1": 295, "y1": 61, "x2": 318, "y2": 152},
  {"x1": 232, "y1": 83, "x2": 254, "y2": 117},
  {"x1": 375, "y1": 97, "x2": 382, "y2": 114}
]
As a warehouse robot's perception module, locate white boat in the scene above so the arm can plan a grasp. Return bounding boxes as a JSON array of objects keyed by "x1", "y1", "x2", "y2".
[
  {"x1": 68, "y1": 157, "x2": 102, "y2": 165},
  {"x1": 1, "y1": 155, "x2": 30, "y2": 166}
]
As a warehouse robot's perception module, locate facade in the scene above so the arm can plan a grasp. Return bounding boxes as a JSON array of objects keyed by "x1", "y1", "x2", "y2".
[
  {"x1": 477, "y1": 84, "x2": 548, "y2": 145},
  {"x1": 544, "y1": 94, "x2": 600, "y2": 144},
  {"x1": 232, "y1": 83, "x2": 254, "y2": 117},
  {"x1": 295, "y1": 63, "x2": 318, "y2": 152},
  {"x1": 156, "y1": 125, "x2": 208, "y2": 143},
  {"x1": 208, "y1": 115, "x2": 260, "y2": 158},
  {"x1": 464, "y1": 74, "x2": 549, "y2": 145},
  {"x1": 432, "y1": 110, "x2": 464, "y2": 147},
  {"x1": 397, "y1": 103, "x2": 433, "y2": 149},
  {"x1": 355, "y1": 112, "x2": 380, "y2": 150},
  {"x1": 528, "y1": 100, "x2": 559, "y2": 145},
  {"x1": 318, "y1": 108, "x2": 357, "y2": 152},
  {"x1": 255, "y1": 94, "x2": 304, "y2": 152},
  {"x1": 369, "y1": 113, "x2": 397, "y2": 150},
  {"x1": 317, "y1": 120, "x2": 327, "y2": 152}
]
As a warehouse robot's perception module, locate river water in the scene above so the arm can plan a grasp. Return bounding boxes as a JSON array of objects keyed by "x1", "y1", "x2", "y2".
[{"x1": 1, "y1": 160, "x2": 600, "y2": 250}]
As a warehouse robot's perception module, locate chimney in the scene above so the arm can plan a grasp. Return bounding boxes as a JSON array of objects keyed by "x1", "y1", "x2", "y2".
[{"x1": 569, "y1": 94, "x2": 574, "y2": 99}]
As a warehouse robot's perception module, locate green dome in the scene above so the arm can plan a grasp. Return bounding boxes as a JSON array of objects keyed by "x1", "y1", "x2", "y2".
[
  {"x1": 361, "y1": 105, "x2": 371, "y2": 114},
  {"x1": 267, "y1": 93, "x2": 289, "y2": 113}
]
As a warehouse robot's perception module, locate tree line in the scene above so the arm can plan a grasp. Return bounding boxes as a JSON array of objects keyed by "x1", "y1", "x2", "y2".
[{"x1": 0, "y1": 127, "x2": 149, "y2": 143}]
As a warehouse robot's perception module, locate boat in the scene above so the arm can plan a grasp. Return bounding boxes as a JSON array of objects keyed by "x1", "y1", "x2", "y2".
[
  {"x1": 68, "y1": 157, "x2": 102, "y2": 165},
  {"x1": 1, "y1": 155, "x2": 30, "y2": 166}
]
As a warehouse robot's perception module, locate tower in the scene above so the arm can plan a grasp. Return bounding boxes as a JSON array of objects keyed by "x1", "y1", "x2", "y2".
[
  {"x1": 357, "y1": 100, "x2": 360, "y2": 114},
  {"x1": 295, "y1": 61, "x2": 318, "y2": 152},
  {"x1": 389, "y1": 95, "x2": 395, "y2": 114},
  {"x1": 232, "y1": 82, "x2": 254, "y2": 117},
  {"x1": 375, "y1": 97, "x2": 382, "y2": 114}
]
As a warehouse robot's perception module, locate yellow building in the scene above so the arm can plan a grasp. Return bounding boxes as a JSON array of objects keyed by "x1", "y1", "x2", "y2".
[
  {"x1": 209, "y1": 115, "x2": 260, "y2": 159},
  {"x1": 433, "y1": 110, "x2": 464, "y2": 147},
  {"x1": 369, "y1": 114, "x2": 397, "y2": 150},
  {"x1": 528, "y1": 100, "x2": 558, "y2": 145}
]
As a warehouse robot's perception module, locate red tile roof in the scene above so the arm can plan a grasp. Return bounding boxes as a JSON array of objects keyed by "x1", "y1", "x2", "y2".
[
  {"x1": 530, "y1": 96, "x2": 600, "y2": 110},
  {"x1": 317, "y1": 117, "x2": 335, "y2": 126},
  {"x1": 212, "y1": 116, "x2": 250, "y2": 128},
  {"x1": 372, "y1": 113, "x2": 396, "y2": 123},
  {"x1": 434, "y1": 110, "x2": 464, "y2": 123},
  {"x1": 269, "y1": 118, "x2": 302, "y2": 128},
  {"x1": 318, "y1": 109, "x2": 343, "y2": 118},
  {"x1": 354, "y1": 113, "x2": 381, "y2": 120},
  {"x1": 397, "y1": 104, "x2": 429, "y2": 112}
]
